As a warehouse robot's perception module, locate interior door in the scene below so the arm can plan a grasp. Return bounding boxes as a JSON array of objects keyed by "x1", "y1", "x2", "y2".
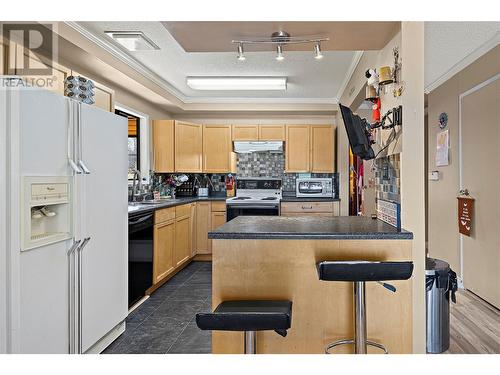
[
  {"x1": 79, "y1": 103, "x2": 128, "y2": 352},
  {"x1": 461, "y1": 76, "x2": 500, "y2": 308}
]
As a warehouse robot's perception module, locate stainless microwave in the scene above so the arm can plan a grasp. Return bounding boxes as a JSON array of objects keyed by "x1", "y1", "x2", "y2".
[{"x1": 296, "y1": 178, "x2": 333, "y2": 198}]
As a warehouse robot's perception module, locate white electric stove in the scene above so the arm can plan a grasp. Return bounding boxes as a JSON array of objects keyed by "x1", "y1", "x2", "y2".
[{"x1": 226, "y1": 177, "x2": 282, "y2": 221}]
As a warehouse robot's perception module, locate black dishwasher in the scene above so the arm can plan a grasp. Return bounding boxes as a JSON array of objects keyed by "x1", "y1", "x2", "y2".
[{"x1": 128, "y1": 210, "x2": 154, "y2": 307}]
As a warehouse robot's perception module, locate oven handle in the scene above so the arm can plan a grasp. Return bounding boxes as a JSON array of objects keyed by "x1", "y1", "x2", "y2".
[{"x1": 228, "y1": 204, "x2": 279, "y2": 210}]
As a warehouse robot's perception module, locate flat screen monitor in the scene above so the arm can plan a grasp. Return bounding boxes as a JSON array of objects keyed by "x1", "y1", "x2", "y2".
[{"x1": 339, "y1": 103, "x2": 375, "y2": 160}]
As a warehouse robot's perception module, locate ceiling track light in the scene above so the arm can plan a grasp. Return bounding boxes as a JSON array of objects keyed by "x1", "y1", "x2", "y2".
[
  {"x1": 313, "y1": 42, "x2": 323, "y2": 60},
  {"x1": 237, "y1": 43, "x2": 245, "y2": 61},
  {"x1": 232, "y1": 31, "x2": 328, "y2": 61},
  {"x1": 276, "y1": 44, "x2": 284, "y2": 61}
]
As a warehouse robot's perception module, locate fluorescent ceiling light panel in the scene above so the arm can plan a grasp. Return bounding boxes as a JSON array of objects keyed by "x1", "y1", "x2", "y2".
[
  {"x1": 186, "y1": 77, "x2": 287, "y2": 91},
  {"x1": 105, "y1": 31, "x2": 159, "y2": 51}
]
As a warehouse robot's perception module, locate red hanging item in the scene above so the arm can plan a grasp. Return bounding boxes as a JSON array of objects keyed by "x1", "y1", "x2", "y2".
[{"x1": 372, "y1": 97, "x2": 381, "y2": 123}]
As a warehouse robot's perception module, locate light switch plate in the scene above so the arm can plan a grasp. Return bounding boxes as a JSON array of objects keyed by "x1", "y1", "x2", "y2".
[{"x1": 429, "y1": 171, "x2": 439, "y2": 181}]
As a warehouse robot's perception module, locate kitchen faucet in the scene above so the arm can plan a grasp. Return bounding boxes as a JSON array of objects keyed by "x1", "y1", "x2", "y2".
[{"x1": 130, "y1": 169, "x2": 142, "y2": 202}]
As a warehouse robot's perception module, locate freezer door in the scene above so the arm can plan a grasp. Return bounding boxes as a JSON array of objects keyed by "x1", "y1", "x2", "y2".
[
  {"x1": 16, "y1": 89, "x2": 73, "y2": 353},
  {"x1": 78, "y1": 103, "x2": 128, "y2": 352}
]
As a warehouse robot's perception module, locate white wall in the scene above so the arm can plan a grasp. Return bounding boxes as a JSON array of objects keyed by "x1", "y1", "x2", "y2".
[
  {"x1": 400, "y1": 22, "x2": 426, "y2": 354},
  {"x1": 337, "y1": 23, "x2": 426, "y2": 352}
]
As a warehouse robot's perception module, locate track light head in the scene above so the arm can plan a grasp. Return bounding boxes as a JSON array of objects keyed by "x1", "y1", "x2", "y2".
[
  {"x1": 314, "y1": 42, "x2": 323, "y2": 60},
  {"x1": 237, "y1": 43, "x2": 246, "y2": 61},
  {"x1": 276, "y1": 44, "x2": 284, "y2": 61}
]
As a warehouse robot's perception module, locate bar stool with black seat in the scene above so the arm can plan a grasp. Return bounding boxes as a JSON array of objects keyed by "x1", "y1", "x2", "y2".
[
  {"x1": 317, "y1": 260, "x2": 413, "y2": 354},
  {"x1": 196, "y1": 300, "x2": 292, "y2": 354}
]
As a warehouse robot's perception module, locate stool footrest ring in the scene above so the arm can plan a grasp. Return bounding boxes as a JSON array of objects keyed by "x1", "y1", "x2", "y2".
[{"x1": 325, "y1": 339, "x2": 388, "y2": 354}]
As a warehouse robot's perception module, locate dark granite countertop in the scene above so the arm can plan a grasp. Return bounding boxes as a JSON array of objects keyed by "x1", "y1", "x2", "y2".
[
  {"x1": 280, "y1": 196, "x2": 341, "y2": 202},
  {"x1": 208, "y1": 216, "x2": 413, "y2": 240},
  {"x1": 128, "y1": 196, "x2": 226, "y2": 216}
]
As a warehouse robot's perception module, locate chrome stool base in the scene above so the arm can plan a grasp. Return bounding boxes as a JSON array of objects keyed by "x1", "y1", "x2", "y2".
[{"x1": 325, "y1": 339, "x2": 388, "y2": 354}]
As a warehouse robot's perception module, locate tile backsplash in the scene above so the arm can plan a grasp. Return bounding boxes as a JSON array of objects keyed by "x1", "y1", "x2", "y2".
[
  {"x1": 236, "y1": 152, "x2": 338, "y2": 196},
  {"x1": 236, "y1": 152, "x2": 285, "y2": 178},
  {"x1": 374, "y1": 153, "x2": 401, "y2": 203},
  {"x1": 151, "y1": 151, "x2": 338, "y2": 197}
]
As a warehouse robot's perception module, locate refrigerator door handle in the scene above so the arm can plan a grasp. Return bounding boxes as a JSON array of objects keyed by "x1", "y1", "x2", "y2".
[
  {"x1": 67, "y1": 101, "x2": 82, "y2": 174},
  {"x1": 68, "y1": 239, "x2": 81, "y2": 354},
  {"x1": 78, "y1": 160, "x2": 90, "y2": 174},
  {"x1": 77, "y1": 103, "x2": 91, "y2": 175},
  {"x1": 77, "y1": 236, "x2": 90, "y2": 353},
  {"x1": 66, "y1": 239, "x2": 81, "y2": 255}
]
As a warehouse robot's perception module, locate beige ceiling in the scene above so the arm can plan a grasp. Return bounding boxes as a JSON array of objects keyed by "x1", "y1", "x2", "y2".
[{"x1": 162, "y1": 22, "x2": 400, "y2": 52}]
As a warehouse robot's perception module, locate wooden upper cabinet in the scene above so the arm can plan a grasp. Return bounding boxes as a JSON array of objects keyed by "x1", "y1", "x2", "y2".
[
  {"x1": 285, "y1": 125, "x2": 311, "y2": 172},
  {"x1": 153, "y1": 120, "x2": 175, "y2": 173},
  {"x1": 175, "y1": 121, "x2": 203, "y2": 172},
  {"x1": 259, "y1": 125, "x2": 285, "y2": 141},
  {"x1": 310, "y1": 125, "x2": 335, "y2": 173},
  {"x1": 232, "y1": 124, "x2": 259, "y2": 141},
  {"x1": 203, "y1": 124, "x2": 232, "y2": 173},
  {"x1": 9, "y1": 43, "x2": 71, "y2": 95}
]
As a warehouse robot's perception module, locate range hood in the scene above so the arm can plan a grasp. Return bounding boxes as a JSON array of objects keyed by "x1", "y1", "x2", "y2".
[{"x1": 233, "y1": 141, "x2": 283, "y2": 154}]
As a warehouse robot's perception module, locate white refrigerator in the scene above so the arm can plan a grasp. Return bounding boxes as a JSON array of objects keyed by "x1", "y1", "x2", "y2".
[{"x1": 0, "y1": 84, "x2": 128, "y2": 354}]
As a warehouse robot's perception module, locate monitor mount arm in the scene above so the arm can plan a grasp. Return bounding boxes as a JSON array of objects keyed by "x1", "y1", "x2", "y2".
[{"x1": 369, "y1": 105, "x2": 402, "y2": 130}]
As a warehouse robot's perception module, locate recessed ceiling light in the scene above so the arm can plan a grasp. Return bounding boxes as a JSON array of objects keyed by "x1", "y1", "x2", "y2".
[
  {"x1": 186, "y1": 76, "x2": 287, "y2": 91},
  {"x1": 105, "y1": 31, "x2": 159, "y2": 51}
]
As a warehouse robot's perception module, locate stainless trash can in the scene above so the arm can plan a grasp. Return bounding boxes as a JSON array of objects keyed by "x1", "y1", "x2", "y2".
[{"x1": 425, "y1": 257, "x2": 458, "y2": 354}]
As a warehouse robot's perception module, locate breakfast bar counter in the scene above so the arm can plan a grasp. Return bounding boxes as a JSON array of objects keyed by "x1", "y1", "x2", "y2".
[{"x1": 208, "y1": 216, "x2": 415, "y2": 354}]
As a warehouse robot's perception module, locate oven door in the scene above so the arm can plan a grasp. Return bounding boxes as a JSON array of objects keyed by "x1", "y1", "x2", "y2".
[{"x1": 226, "y1": 204, "x2": 280, "y2": 221}]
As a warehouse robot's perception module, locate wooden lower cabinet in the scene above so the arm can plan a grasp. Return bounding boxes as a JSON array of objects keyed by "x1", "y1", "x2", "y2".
[
  {"x1": 153, "y1": 220, "x2": 175, "y2": 284},
  {"x1": 195, "y1": 201, "x2": 211, "y2": 254},
  {"x1": 211, "y1": 211, "x2": 226, "y2": 231},
  {"x1": 280, "y1": 201, "x2": 340, "y2": 216},
  {"x1": 174, "y1": 215, "x2": 191, "y2": 267}
]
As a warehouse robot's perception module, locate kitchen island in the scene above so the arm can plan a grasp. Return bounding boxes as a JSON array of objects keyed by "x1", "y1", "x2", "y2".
[{"x1": 208, "y1": 216, "x2": 415, "y2": 354}]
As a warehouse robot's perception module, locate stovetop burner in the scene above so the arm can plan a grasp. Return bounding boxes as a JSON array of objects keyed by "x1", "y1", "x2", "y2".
[
  {"x1": 261, "y1": 197, "x2": 278, "y2": 200},
  {"x1": 232, "y1": 196, "x2": 251, "y2": 200}
]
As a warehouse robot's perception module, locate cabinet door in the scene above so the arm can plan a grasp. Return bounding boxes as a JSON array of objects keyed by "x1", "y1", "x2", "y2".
[
  {"x1": 175, "y1": 121, "x2": 203, "y2": 172},
  {"x1": 195, "y1": 202, "x2": 211, "y2": 254},
  {"x1": 285, "y1": 125, "x2": 310, "y2": 172},
  {"x1": 232, "y1": 124, "x2": 259, "y2": 141},
  {"x1": 11, "y1": 43, "x2": 71, "y2": 95},
  {"x1": 190, "y1": 203, "x2": 197, "y2": 256},
  {"x1": 211, "y1": 211, "x2": 226, "y2": 230},
  {"x1": 311, "y1": 125, "x2": 335, "y2": 172},
  {"x1": 203, "y1": 124, "x2": 232, "y2": 173},
  {"x1": 259, "y1": 125, "x2": 285, "y2": 141},
  {"x1": 210, "y1": 211, "x2": 226, "y2": 253},
  {"x1": 153, "y1": 220, "x2": 175, "y2": 284},
  {"x1": 174, "y1": 215, "x2": 191, "y2": 267},
  {"x1": 153, "y1": 120, "x2": 175, "y2": 173}
]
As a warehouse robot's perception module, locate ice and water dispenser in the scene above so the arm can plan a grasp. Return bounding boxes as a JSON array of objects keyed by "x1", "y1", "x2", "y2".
[{"x1": 22, "y1": 176, "x2": 72, "y2": 250}]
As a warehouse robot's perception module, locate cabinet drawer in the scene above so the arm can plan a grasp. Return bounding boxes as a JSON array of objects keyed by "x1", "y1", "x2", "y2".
[
  {"x1": 155, "y1": 207, "x2": 175, "y2": 224},
  {"x1": 175, "y1": 203, "x2": 191, "y2": 218},
  {"x1": 281, "y1": 201, "x2": 334, "y2": 213},
  {"x1": 211, "y1": 201, "x2": 226, "y2": 212},
  {"x1": 281, "y1": 212, "x2": 334, "y2": 217}
]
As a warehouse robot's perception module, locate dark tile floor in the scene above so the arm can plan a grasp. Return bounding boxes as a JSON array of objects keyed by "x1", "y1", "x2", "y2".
[{"x1": 103, "y1": 261, "x2": 212, "y2": 354}]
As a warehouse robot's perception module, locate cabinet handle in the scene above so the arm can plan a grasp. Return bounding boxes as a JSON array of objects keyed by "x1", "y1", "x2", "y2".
[{"x1": 302, "y1": 206, "x2": 313, "y2": 210}]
